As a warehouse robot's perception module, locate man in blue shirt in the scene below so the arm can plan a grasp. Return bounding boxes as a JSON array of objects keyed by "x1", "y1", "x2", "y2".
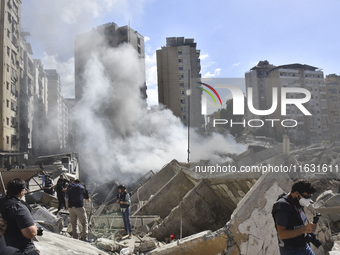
[
  {"x1": 66, "y1": 179, "x2": 90, "y2": 241},
  {"x1": 0, "y1": 178, "x2": 39, "y2": 254},
  {"x1": 116, "y1": 185, "x2": 132, "y2": 238}
]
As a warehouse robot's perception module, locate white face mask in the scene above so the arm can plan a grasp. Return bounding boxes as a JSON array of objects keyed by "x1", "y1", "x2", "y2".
[{"x1": 299, "y1": 197, "x2": 311, "y2": 207}]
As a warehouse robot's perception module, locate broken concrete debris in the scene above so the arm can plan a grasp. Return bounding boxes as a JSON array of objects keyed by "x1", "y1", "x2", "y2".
[{"x1": 4, "y1": 138, "x2": 340, "y2": 254}]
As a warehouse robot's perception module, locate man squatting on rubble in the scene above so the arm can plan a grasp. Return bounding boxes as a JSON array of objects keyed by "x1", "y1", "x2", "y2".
[
  {"x1": 272, "y1": 180, "x2": 318, "y2": 255},
  {"x1": 0, "y1": 179, "x2": 39, "y2": 254},
  {"x1": 66, "y1": 179, "x2": 90, "y2": 241},
  {"x1": 117, "y1": 185, "x2": 132, "y2": 238},
  {"x1": 42, "y1": 174, "x2": 55, "y2": 195}
]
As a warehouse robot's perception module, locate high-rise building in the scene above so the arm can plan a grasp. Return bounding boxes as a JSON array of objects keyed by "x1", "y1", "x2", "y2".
[
  {"x1": 45, "y1": 69, "x2": 64, "y2": 152},
  {"x1": 325, "y1": 74, "x2": 340, "y2": 140},
  {"x1": 0, "y1": 0, "x2": 22, "y2": 166},
  {"x1": 245, "y1": 61, "x2": 329, "y2": 144},
  {"x1": 19, "y1": 32, "x2": 35, "y2": 157},
  {"x1": 157, "y1": 37, "x2": 202, "y2": 128},
  {"x1": 31, "y1": 59, "x2": 49, "y2": 157},
  {"x1": 74, "y1": 22, "x2": 147, "y2": 102}
]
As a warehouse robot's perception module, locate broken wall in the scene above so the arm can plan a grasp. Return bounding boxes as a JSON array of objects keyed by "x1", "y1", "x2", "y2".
[
  {"x1": 151, "y1": 177, "x2": 256, "y2": 241},
  {"x1": 134, "y1": 170, "x2": 196, "y2": 218},
  {"x1": 224, "y1": 173, "x2": 292, "y2": 255}
]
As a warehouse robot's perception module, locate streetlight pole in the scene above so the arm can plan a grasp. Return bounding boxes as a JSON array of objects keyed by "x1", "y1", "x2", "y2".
[{"x1": 187, "y1": 70, "x2": 190, "y2": 164}]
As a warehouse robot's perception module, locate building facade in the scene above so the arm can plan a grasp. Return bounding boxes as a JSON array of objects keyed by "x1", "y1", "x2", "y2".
[
  {"x1": 157, "y1": 37, "x2": 202, "y2": 128},
  {"x1": 75, "y1": 22, "x2": 147, "y2": 102},
  {"x1": 325, "y1": 74, "x2": 340, "y2": 140},
  {"x1": 0, "y1": 0, "x2": 22, "y2": 166},
  {"x1": 245, "y1": 61, "x2": 329, "y2": 145},
  {"x1": 19, "y1": 33, "x2": 35, "y2": 157},
  {"x1": 45, "y1": 69, "x2": 64, "y2": 153}
]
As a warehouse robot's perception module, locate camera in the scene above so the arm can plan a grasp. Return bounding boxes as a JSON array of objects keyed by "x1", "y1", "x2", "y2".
[{"x1": 305, "y1": 213, "x2": 322, "y2": 248}]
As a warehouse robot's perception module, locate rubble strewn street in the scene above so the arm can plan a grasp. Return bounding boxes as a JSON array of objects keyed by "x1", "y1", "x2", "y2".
[{"x1": 1, "y1": 137, "x2": 339, "y2": 254}]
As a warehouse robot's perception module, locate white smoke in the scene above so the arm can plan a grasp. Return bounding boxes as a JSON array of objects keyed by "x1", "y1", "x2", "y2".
[{"x1": 74, "y1": 43, "x2": 246, "y2": 183}]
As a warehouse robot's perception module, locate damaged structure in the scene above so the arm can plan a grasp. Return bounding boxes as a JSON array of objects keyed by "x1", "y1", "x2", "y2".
[{"x1": 1, "y1": 137, "x2": 340, "y2": 255}]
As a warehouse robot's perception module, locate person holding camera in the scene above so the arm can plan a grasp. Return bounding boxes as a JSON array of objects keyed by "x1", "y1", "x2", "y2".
[
  {"x1": 272, "y1": 180, "x2": 319, "y2": 255},
  {"x1": 0, "y1": 179, "x2": 39, "y2": 254},
  {"x1": 116, "y1": 185, "x2": 132, "y2": 239}
]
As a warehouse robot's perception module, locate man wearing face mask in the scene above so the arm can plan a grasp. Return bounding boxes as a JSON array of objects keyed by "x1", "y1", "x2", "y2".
[{"x1": 272, "y1": 180, "x2": 317, "y2": 255}]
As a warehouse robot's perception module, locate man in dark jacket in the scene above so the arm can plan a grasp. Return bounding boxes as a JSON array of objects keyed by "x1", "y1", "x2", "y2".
[
  {"x1": 0, "y1": 178, "x2": 39, "y2": 254},
  {"x1": 56, "y1": 174, "x2": 69, "y2": 212},
  {"x1": 272, "y1": 180, "x2": 317, "y2": 255},
  {"x1": 116, "y1": 185, "x2": 132, "y2": 238},
  {"x1": 66, "y1": 179, "x2": 90, "y2": 241}
]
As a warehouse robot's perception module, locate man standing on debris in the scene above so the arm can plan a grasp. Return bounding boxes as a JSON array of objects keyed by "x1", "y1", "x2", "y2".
[
  {"x1": 272, "y1": 180, "x2": 318, "y2": 255},
  {"x1": 0, "y1": 178, "x2": 39, "y2": 254},
  {"x1": 116, "y1": 185, "x2": 132, "y2": 238},
  {"x1": 56, "y1": 174, "x2": 69, "y2": 212},
  {"x1": 66, "y1": 179, "x2": 90, "y2": 241},
  {"x1": 42, "y1": 174, "x2": 55, "y2": 195}
]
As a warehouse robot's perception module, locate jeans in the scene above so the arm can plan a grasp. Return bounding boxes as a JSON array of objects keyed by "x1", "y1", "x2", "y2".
[
  {"x1": 121, "y1": 207, "x2": 132, "y2": 234},
  {"x1": 280, "y1": 244, "x2": 315, "y2": 255}
]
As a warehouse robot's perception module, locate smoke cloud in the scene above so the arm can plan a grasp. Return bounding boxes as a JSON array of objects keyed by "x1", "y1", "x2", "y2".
[{"x1": 74, "y1": 42, "x2": 246, "y2": 183}]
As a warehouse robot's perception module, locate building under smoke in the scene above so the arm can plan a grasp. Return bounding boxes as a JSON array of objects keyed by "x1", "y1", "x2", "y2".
[
  {"x1": 74, "y1": 22, "x2": 147, "y2": 103},
  {"x1": 157, "y1": 37, "x2": 202, "y2": 128}
]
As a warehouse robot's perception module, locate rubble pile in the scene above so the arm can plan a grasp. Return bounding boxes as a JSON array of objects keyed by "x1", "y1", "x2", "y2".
[{"x1": 4, "y1": 139, "x2": 340, "y2": 254}]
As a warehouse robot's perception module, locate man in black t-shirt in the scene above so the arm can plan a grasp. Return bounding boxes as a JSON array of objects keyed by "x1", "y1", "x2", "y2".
[
  {"x1": 56, "y1": 175, "x2": 69, "y2": 212},
  {"x1": 0, "y1": 179, "x2": 39, "y2": 254},
  {"x1": 272, "y1": 181, "x2": 317, "y2": 255}
]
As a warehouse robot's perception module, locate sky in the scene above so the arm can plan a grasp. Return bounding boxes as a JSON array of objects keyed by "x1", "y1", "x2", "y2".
[{"x1": 21, "y1": 0, "x2": 340, "y2": 106}]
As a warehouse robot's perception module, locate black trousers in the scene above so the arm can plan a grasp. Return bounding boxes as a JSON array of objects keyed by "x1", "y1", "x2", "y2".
[{"x1": 57, "y1": 194, "x2": 66, "y2": 211}]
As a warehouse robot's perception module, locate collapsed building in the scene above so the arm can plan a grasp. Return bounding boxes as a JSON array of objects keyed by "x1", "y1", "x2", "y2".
[{"x1": 1, "y1": 137, "x2": 340, "y2": 254}]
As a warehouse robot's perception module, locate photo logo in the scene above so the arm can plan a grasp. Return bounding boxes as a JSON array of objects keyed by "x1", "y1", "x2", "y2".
[{"x1": 197, "y1": 82, "x2": 222, "y2": 107}]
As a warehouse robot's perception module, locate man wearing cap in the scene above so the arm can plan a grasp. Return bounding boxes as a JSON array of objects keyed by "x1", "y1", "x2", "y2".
[
  {"x1": 66, "y1": 179, "x2": 90, "y2": 241},
  {"x1": 42, "y1": 174, "x2": 55, "y2": 195},
  {"x1": 116, "y1": 185, "x2": 132, "y2": 238},
  {"x1": 272, "y1": 180, "x2": 317, "y2": 255}
]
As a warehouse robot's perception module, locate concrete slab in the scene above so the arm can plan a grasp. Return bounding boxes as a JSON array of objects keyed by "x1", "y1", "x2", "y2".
[{"x1": 34, "y1": 231, "x2": 109, "y2": 254}]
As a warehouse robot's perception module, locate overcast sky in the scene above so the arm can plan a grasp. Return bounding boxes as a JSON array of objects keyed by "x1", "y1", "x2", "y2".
[{"x1": 21, "y1": 0, "x2": 340, "y2": 105}]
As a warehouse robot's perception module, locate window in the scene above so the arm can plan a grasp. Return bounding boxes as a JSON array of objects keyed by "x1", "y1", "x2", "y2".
[
  {"x1": 7, "y1": 47, "x2": 10, "y2": 56},
  {"x1": 179, "y1": 75, "x2": 184, "y2": 79},
  {"x1": 179, "y1": 83, "x2": 184, "y2": 87},
  {"x1": 11, "y1": 135, "x2": 16, "y2": 146},
  {"x1": 181, "y1": 107, "x2": 185, "y2": 112},
  {"x1": 181, "y1": 91, "x2": 185, "y2": 95},
  {"x1": 179, "y1": 67, "x2": 183, "y2": 71},
  {"x1": 178, "y1": 51, "x2": 182, "y2": 55},
  {"x1": 11, "y1": 83, "x2": 16, "y2": 95},
  {"x1": 11, "y1": 117, "x2": 16, "y2": 127},
  {"x1": 181, "y1": 115, "x2": 186, "y2": 120},
  {"x1": 7, "y1": 29, "x2": 10, "y2": 38},
  {"x1": 11, "y1": 100, "x2": 16, "y2": 111},
  {"x1": 137, "y1": 37, "x2": 141, "y2": 45},
  {"x1": 6, "y1": 100, "x2": 9, "y2": 108},
  {"x1": 179, "y1": 59, "x2": 183, "y2": 63},
  {"x1": 6, "y1": 82, "x2": 9, "y2": 90},
  {"x1": 6, "y1": 118, "x2": 9, "y2": 126},
  {"x1": 137, "y1": 46, "x2": 141, "y2": 54},
  {"x1": 180, "y1": 99, "x2": 185, "y2": 104},
  {"x1": 6, "y1": 136, "x2": 9, "y2": 145}
]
